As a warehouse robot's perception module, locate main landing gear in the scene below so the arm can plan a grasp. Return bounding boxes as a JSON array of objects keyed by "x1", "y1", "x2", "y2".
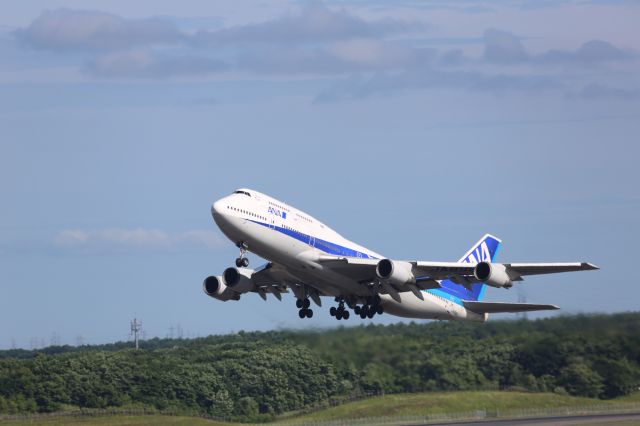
[
  {"x1": 295, "y1": 295, "x2": 384, "y2": 321},
  {"x1": 354, "y1": 296, "x2": 384, "y2": 319},
  {"x1": 235, "y1": 242, "x2": 249, "y2": 268},
  {"x1": 329, "y1": 297, "x2": 350, "y2": 320},
  {"x1": 296, "y1": 298, "x2": 313, "y2": 319}
]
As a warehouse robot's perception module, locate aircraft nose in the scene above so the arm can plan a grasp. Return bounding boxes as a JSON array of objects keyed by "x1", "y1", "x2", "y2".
[{"x1": 211, "y1": 199, "x2": 226, "y2": 218}]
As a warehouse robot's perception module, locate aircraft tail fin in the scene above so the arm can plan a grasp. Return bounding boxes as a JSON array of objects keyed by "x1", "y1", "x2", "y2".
[
  {"x1": 457, "y1": 233, "x2": 502, "y2": 264},
  {"x1": 438, "y1": 234, "x2": 502, "y2": 302}
]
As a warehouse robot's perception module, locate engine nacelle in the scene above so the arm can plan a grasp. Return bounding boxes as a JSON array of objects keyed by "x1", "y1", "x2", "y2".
[
  {"x1": 223, "y1": 267, "x2": 255, "y2": 294},
  {"x1": 474, "y1": 262, "x2": 513, "y2": 288},
  {"x1": 376, "y1": 259, "x2": 415, "y2": 287},
  {"x1": 202, "y1": 275, "x2": 239, "y2": 301}
]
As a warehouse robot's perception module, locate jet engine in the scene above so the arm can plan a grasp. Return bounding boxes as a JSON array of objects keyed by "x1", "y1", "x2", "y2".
[
  {"x1": 223, "y1": 267, "x2": 255, "y2": 294},
  {"x1": 202, "y1": 275, "x2": 239, "y2": 301},
  {"x1": 474, "y1": 262, "x2": 513, "y2": 288},
  {"x1": 376, "y1": 259, "x2": 415, "y2": 287}
]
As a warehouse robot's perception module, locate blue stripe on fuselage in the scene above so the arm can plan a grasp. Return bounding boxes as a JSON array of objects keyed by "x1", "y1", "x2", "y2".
[
  {"x1": 248, "y1": 219, "x2": 373, "y2": 259},
  {"x1": 247, "y1": 218, "x2": 498, "y2": 306}
]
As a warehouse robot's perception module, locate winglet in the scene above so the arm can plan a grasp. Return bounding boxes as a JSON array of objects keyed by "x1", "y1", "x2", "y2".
[{"x1": 582, "y1": 262, "x2": 599, "y2": 270}]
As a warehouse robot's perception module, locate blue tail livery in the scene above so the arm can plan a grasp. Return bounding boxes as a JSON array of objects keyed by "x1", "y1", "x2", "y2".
[{"x1": 434, "y1": 234, "x2": 502, "y2": 302}]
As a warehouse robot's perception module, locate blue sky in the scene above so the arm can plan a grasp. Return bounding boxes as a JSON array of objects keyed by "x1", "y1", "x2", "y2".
[{"x1": 1, "y1": 0, "x2": 639, "y2": 349}]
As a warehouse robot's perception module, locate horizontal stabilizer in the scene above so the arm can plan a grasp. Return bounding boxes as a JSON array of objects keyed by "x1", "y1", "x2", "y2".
[{"x1": 463, "y1": 300, "x2": 559, "y2": 314}]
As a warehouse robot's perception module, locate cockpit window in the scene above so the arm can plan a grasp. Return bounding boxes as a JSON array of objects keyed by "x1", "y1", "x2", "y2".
[{"x1": 233, "y1": 190, "x2": 251, "y2": 197}]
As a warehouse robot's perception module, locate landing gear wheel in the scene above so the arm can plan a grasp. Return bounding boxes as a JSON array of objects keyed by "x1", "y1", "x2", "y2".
[
  {"x1": 354, "y1": 306, "x2": 361, "y2": 315},
  {"x1": 332, "y1": 296, "x2": 348, "y2": 321},
  {"x1": 303, "y1": 298, "x2": 311, "y2": 309},
  {"x1": 235, "y1": 242, "x2": 249, "y2": 268},
  {"x1": 376, "y1": 305, "x2": 384, "y2": 315},
  {"x1": 367, "y1": 310, "x2": 375, "y2": 319},
  {"x1": 306, "y1": 309, "x2": 313, "y2": 318},
  {"x1": 298, "y1": 309, "x2": 306, "y2": 319},
  {"x1": 296, "y1": 299, "x2": 303, "y2": 309},
  {"x1": 360, "y1": 311, "x2": 367, "y2": 319}
]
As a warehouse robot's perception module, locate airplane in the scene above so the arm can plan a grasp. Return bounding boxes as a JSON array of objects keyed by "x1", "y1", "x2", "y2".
[{"x1": 203, "y1": 188, "x2": 598, "y2": 322}]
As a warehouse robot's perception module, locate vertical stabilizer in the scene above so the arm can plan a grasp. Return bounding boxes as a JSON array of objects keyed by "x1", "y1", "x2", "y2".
[{"x1": 438, "y1": 234, "x2": 502, "y2": 302}]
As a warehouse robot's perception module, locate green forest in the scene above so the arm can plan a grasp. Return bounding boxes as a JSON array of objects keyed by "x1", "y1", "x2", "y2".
[{"x1": 1, "y1": 312, "x2": 639, "y2": 421}]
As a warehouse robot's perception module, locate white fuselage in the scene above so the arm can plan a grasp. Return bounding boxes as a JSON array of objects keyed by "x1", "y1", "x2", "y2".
[{"x1": 211, "y1": 189, "x2": 486, "y2": 322}]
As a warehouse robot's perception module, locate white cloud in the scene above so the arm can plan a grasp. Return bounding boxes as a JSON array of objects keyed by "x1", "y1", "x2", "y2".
[
  {"x1": 482, "y1": 29, "x2": 635, "y2": 66},
  {"x1": 327, "y1": 38, "x2": 417, "y2": 67},
  {"x1": 85, "y1": 48, "x2": 227, "y2": 78},
  {"x1": 15, "y1": 9, "x2": 185, "y2": 51},
  {"x1": 11, "y1": 3, "x2": 424, "y2": 81},
  {"x1": 15, "y1": 4, "x2": 422, "y2": 52},
  {"x1": 8, "y1": 3, "x2": 638, "y2": 102},
  {"x1": 95, "y1": 228, "x2": 171, "y2": 247},
  {"x1": 540, "y1": 40, "x2": 634, "y2": 64},
  {"x1": 54, "y1": 228, "x2": 224, "y2": 251},
  {"x1": 194, "y1": 2, "x2": 423, "y2": 45},
  {"x1": 54, "y1": 229, "x2": 90, "y2": 246},
  {"x1": 483, "y1": 28, "x2": 528, "y2": 63},
  {"x1": 177, "y1": 230, "x2": 226, "y2": 249}
]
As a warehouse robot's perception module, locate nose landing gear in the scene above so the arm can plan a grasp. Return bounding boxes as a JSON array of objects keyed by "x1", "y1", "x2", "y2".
[
  {"x1": 235, "y1": 242, "x2": 249, "y2": 267},
  {"x1": 235, "y1": 258, "x2": 249, "y2": 267}
]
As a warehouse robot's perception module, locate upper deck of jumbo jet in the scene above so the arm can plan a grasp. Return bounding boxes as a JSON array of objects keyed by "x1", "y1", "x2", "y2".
[
  {"x1": 227, "y1": 188, "x2": 334, "y2": 232},
  {"x1": 212, "y1": 188, "x2": 383, "y2": 258}
]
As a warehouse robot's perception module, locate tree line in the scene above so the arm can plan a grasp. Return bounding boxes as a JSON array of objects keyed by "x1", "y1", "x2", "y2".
[{"x1": 1, "y1": 312, "x2": 639, "y2": 421}]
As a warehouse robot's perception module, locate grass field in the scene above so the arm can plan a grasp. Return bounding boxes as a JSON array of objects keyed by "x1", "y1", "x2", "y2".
[
  {"x1": 279, "y1": 390, "x2": 613, "y2": 423},
  {"x1": 1, "y1": 391, "x2": 639, "y2": 425},
  {"x1": 615, "y1": 392, "x2": 640, "y2": 402}
]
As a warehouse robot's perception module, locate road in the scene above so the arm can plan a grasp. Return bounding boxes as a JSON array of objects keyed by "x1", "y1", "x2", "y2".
[{"x1": 419, "y1": 412, "x2": 640, "y2": 425}]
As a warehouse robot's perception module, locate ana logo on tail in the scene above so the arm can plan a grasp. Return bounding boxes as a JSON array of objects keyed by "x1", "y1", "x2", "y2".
[{"x1": 462, "y1": 241, "x2": 492, "y2": 265}]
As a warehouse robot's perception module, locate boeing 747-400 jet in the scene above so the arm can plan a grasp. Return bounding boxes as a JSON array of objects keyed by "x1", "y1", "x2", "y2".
[{"x1": 203, "y1": 188, "x2": 598, "y2": 322}]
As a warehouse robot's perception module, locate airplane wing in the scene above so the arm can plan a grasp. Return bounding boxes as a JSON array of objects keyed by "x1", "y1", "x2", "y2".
[
  {"x1": 463, "y1": 301, "x2": 559, "y2": 314},
  {"x1": 319, "y1": 256, "x2": 598, "y2": 290},
  {"x1": 413, "y1": 261, "x2": 598, "y2": 283},
  {"x1": 250, "y1": 262, "x2": 290, "y2": 300},
  {"x1": 317, "y1": 256, "x2": 380, "y2": 281}
]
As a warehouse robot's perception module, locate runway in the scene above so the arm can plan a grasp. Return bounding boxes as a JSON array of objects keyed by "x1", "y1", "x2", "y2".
[{"x1": 419, "y1": 412, "x2": 640, "y2": 425}]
